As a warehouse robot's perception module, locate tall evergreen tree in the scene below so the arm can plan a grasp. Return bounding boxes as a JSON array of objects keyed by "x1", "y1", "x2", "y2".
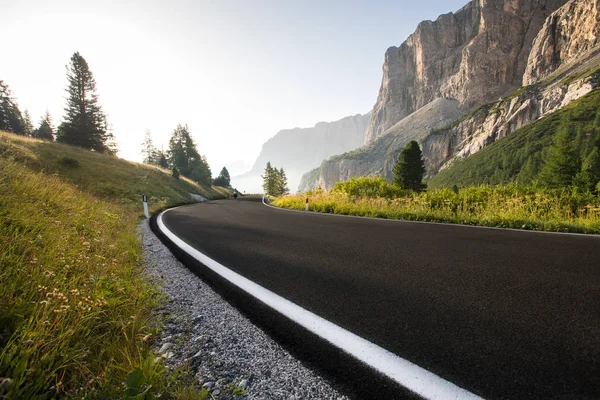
[
  {"x1": 574, "y1": 146, "x2": 600, "y2": 193},
  {"x1": 276, "y1": 167, "x2": 289, "y2": 196},
  {"x1": 141, "y1": 129, "x2": 158, "y2": 164},
  {"x1": 539, "y1": 125, "x2": 580, "y2": 188},
  {"x1": 393, "y1": 140, "x2": 426, "y2": 191},
  {"x1": 156, "y1": 150, "x2": 169, "y2": 169},
  {"x1": 213, "y1": 167, "x2": 231, "y2": 187},
  {"x1": 56, "y1": 52, "x2": 115, "y2": 153},
  {"x1": 262, "y1": 162, "x2": 275, "y2": 195},
  {"x1": 22, "y1": 110, "x2": 34, "y2": 136},
  {"x1": 168, "y1": 124, "x2": 211, "y2": 185},
  {"x1": 0, "y1": 80, "x2": 24, "y2": 134},
  {"x1": 32, "y1": 111, "x2": 55, "y2": 141}
]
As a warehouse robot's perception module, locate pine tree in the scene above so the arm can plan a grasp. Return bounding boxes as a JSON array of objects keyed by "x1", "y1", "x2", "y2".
[
  {"x1": 262, "y1": 162, "x2": 275, "y2": 195},
  {"x1": 539, "y1": 126, "x2": 580, "y2": 188},
  {"x1": 33, "y1": 111, "x2": 55, "y2": 141},
  {"x1": 22, "y1": 110, "x2": 34, "y2": 137},
  {"x1": 276, "y1": 167, "x2": 289, "y2": 196},
  {"x1": 393, "y1": 141, "x2": 426, "y2": 191},
  {"x1": 141, "y1": 129, "x2": 157, "y2": 164},
  {"x1": 168, "y1": 124, "x2": 211, "y2": 185},
  {"x1": 213, "y1": 167, "x2": 231, "y2": 187},
  {"x1": 574, "y1": 146, "x2": 600, "y2": 193},
  {"x1": 0, "y1": 80, "x2": 24, "y2": 134},
  {"x1": 56, "y1": 52, "x2": 114, "y2": 153},
  {"x1": 156, "y1": 150, "x2": 169, "y2": 169}
]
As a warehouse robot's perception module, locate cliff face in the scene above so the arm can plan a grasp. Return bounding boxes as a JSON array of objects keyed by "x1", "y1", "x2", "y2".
[
  {"x1": 231, "y1": 113, "x2": 370, "y2": 193},
  {"x1": 365, "y1": 0, "x2": 568, "y2": 144},
  {"x1": 422, "y1": 71, "x2": 599, "y2": 174},
  {"x1": 523, "y1": 0, "x2": 600, "y2": 85},
  {"x1": 299, "y1": 99, "x2": 463, "y2": 191}
]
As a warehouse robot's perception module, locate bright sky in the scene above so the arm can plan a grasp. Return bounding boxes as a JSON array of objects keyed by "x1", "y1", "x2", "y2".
[{"x1": 2, "y1": 0, "x2": 467, "y2": 176}]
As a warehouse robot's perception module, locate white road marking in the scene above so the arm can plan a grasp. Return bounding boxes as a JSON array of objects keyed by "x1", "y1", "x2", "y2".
[{"x1": 157, "y1": 209, "x2": 484, "y2": 400}]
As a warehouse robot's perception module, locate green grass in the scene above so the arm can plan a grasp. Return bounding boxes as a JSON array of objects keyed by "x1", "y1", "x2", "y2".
[
  {"x1": 0, "y1": 132, "x2": 230, "y2": 213},
  {"x1": 274, "y1": 178, "x2": 600, "y2": 234},
  {"x1": 0, "y1": 131, "x2": 226, "y2": 398}
]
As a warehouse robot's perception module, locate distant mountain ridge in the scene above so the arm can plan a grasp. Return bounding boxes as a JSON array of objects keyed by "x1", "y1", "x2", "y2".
[{"x1": 232, "y1": 113, "x2": 370, "y2": 192}]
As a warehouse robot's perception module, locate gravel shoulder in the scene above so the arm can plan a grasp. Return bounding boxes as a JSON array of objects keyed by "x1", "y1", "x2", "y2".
[{"x1": 139, "y1": 220, "x2": 348, "y2": 400}]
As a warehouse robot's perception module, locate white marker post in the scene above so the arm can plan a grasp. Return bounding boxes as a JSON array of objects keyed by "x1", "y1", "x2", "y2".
[
  {"x1": 305, "y1": 197, "x2": 309, "y2": 211},
  {"x1": 142, "y1": 194, "x2": 149, "y2": 218}
]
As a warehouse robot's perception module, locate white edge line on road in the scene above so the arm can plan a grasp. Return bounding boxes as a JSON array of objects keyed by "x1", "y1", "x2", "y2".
[
  {"x1": 157, "y1": 208, "x2": 483, "y2": 400},
  {"x1": 261, "y1": 195, "x2": 600, "y2": 238}
]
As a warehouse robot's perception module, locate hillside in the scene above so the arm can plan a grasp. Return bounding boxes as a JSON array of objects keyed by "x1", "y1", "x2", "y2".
[
  {"x1": 0, "y1": 131, "x2": 230, "y2": 397},
  {"x1": 428, "y1": 87, "x2": 600, "y2": 188},
  {"x1": 0, "y1": 131, "x2": 229, "y2": 211}
]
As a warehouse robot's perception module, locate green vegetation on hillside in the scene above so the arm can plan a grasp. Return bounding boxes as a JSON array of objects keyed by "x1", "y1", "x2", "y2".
[
  {"x1": 0, "y1": 131, "x2": 226, "y2": 397},
  {"x1": 0, "y1": 132, "x2": 228, "y2": 212},
  {"x1": 276, "y1": 177, "x2": 600, "y2": 234},
  {"x1": 428, "y1": 89, "x2": 600, "y2": 189}
]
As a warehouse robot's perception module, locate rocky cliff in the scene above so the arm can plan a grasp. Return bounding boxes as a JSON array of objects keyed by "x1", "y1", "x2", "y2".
[
  {"x1": 523, "y1": 0, "x2": 600, "y2": 85},
  {"x1": 300, "y1": 0, "x2": 600, "y2": 192},
  {"x1": 299, "y1": 99, "x2": 463, "y2": 191},
  {"x1": 365, "y1": 0, "x2": 568, "y2": 144},
  {"x1": 231, "y1": 113, "x2": 370, "y2": 193},
  {"x1": 422, "y1": 70, "x2": 599, "y2": 174}
]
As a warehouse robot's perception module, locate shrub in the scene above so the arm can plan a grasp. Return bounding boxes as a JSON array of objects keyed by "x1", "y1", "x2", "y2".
[{"x1": 59, "y1": 156, "x2": 80, "y2": 168}]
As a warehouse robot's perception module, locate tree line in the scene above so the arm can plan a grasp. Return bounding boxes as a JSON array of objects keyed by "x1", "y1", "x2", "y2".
[
  {"x1": 1, "y1": 52, "x2": 116, "y2": 153},
  {"x1": 141, "y1": 127, "x2": 232, "y2": 188},
  {"x1": 262, "y1": 162, "x2": 289, "y2": 196}
]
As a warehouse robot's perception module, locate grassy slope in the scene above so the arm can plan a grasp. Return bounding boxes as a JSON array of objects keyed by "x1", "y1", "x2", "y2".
[
  {"x1": 428, "y1": 88, "x2": 600, "y2": 189},
  {"x1": 0, "y1": 131, "x2": 229, "y2": 212},
  {"x1": 0, "y1": 131, "x2": 225, "y2": 398}
]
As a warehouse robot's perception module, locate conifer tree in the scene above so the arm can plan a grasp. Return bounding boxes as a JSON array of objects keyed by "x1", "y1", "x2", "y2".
[
  {"x1": 22, "y1": 110, "x2": 34, "y2": 136},
  {"x1": 393, "y1": 140, "x2": 426, "y2": 191},
  {"x1": 141, "y1": 129, "x2": 158, "y2": 164},
  {"x1": 33, "y1": 111, "x2": 55, "y2": 141},
  {"x1": 56, "y1": 52, "x2": 114, "y2": 153},
  {"x1": 156, "y1": 150, "x2": 169, "y2": 169},
  {"x1": 168, "y1": 124, "x2": 211, "y2": 185},
  {"x1": 574, "y1": 146, "x2": 600, "y2": 193},
  {"x1": 276, "y1": 167, "x2": 289, "y2": 195},
  {"x1": 262, "y1": 162, "x2": 275, "y2": 195},
  {"x1": 0, "y1": 80, "x2": 24, "y2": 134},
  {"x1": 213, "y1": 167, "x2": 231, "y2": 187},
  {"x1": 539, "y1": 126, "x2": 580, "y2": 188}
]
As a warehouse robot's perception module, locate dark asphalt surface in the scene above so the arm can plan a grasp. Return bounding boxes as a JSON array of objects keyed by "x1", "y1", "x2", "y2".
[{"x1": 159, "y1": 197, "x2": 600, "y2": 399}]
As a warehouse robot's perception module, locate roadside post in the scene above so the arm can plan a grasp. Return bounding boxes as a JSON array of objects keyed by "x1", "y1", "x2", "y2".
[
  {"x1": 305, "y1": 197, "x2": 309, "y2": 211},
  {"x1": 142, "y1": 195, "x2": 149, "y2": 218}
]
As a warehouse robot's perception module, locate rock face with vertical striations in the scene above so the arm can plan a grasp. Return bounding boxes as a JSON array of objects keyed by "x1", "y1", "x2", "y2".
[
  {"x1": 365, "y1": 0, "x2": 568, "y2": 144},
  {"x1": 522, "y1": 0, "x2": 600, "y2": 85}
]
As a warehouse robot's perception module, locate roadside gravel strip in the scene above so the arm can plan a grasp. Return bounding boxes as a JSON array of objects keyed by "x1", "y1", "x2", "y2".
[{"x1": 139, "y1": 220, "x2": 348, "y2": 400}]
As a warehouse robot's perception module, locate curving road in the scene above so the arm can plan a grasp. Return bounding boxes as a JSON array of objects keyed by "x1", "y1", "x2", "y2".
[{"x1": 153, "y1": 196, "x2": 600, "y2": 399}]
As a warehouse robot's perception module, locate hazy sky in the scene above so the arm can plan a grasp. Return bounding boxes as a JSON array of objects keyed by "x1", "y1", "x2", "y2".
[{"x1": 2, "y1": 0, "x2": 467, "y2": 175}]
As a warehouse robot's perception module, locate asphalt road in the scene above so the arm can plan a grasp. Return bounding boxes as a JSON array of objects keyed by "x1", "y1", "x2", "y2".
[{"x1": 157, "y1": 196, "x2": 600, "y2": 399}]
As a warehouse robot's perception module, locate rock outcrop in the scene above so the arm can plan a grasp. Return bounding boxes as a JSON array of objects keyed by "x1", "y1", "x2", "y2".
[
  {"x1": 365, "y1": 0, "x2": 568, "y2": 144},
  {"x1": 523, "y1": 0, "x2": 600, "y2": 85},
  {"x1": 232, "y1": 113, "x2": 370, "y2": 193},
  {"x1": 422, "y1": 71, "x2": 599, "y2": 174},
  {"x1": 299, "y1": 99, "x2": 463, "y2": 191}
]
